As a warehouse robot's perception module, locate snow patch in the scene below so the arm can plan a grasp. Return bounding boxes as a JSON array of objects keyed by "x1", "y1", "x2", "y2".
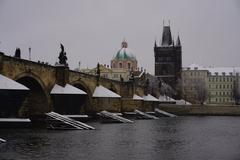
[
  {"x1": 0, "y1": 74, "x2": 29, "y2": 90},
  {"x1": 50, "y1": 84, "x2": 87, "y2": 95},
  {"x1": 133, "y1": 94, "x2": 143, "y2": 100},
  {"x1": 143, "y1": 94, "x2": 159, "y2": 102},
  {"x1": 93, "y1": 85, "x2": 121, "y2": 98}
]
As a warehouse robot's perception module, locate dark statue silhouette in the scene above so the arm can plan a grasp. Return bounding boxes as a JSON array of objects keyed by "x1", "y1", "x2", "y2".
[
  {"x1": 14, "y1": 48, "x2": 21, "y2": 58},
  {"x1": 58, "y1": 43, "x2": 68, "y2": 66}
]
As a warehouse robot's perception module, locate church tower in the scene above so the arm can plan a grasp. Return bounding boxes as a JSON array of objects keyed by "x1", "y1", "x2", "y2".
[{"x1": 154, "y1": 24, "x2": 182, "y2": 90}]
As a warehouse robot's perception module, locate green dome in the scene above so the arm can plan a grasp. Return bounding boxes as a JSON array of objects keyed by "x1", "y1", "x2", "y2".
[{"x1": 113, "y1": 41, "x2": 136, "y2": 61}]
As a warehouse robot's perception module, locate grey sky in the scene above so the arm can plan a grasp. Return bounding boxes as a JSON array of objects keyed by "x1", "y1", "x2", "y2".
[{"x1": 0, "y1": 0, "x2": 240, "y2": 74}]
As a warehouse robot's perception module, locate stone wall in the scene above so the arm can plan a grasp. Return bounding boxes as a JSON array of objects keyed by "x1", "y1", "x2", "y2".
[{"x1": 158, "y1": 104, "x2": 240, "y2": 116}]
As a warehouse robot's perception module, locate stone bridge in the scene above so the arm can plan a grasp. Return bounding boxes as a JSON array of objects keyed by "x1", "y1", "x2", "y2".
[{"x1": 0, "y1": 53, "x2": 155, "y2": 117}]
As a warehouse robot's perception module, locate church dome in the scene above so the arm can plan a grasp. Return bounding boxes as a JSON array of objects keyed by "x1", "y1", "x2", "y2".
[{"x1": 113, "y1": 41, "x2": 136, "y2": 61}]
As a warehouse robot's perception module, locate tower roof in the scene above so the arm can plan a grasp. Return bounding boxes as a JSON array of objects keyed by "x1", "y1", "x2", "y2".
[{"x1": 161, "y1": 26, "x2": 173, "y2": 46}]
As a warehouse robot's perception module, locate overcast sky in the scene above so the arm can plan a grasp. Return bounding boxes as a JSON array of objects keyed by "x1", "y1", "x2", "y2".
[{"x1": 0, "y1": 0, "x2": 240, "y2": 74}]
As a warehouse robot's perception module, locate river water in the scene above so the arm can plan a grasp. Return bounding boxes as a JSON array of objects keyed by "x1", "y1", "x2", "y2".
[{"x1": 1, "y1": 116, "x2": 240, "y2": 160}]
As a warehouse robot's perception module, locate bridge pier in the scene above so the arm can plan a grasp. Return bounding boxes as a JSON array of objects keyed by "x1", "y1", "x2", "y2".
[{"x1": 55, "y1": 65, "x2": 69, "y2": 86}]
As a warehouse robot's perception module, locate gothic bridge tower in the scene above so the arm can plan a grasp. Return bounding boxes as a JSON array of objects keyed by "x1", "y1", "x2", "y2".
[{"x1": 154, "y1": 24, "x2": 182, "y2": 90}]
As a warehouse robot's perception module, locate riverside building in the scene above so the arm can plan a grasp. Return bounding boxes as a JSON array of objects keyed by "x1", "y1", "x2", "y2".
[{"x1": 182, "y1": 64, "x2": 240, "y2": 105}]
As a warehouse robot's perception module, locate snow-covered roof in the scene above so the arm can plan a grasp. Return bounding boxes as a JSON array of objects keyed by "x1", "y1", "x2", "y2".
[
  {"x1": 159, "y1": 95, "x2": 176, "y2": 102},
  {"x1": 184, "y1": 63, "x2": 206, "y2": 70},
  {"x1": 133, "y1": 94, "x2": 143, "y2": 100},
  {"x1": 208, "y1": 67, "x2": 240, "y2": 76},
  {"x1": 92, "y1": 85, "x2": 121, "y2": 98},
  {"x1": 176, "y1": 99, "x2": 192, "y2": 105},
  {"x1": 0, "y1": 74, "x2": 29, "y2": 90},
  {"x1": 143, "y1": 94, "x2": 159, "y2": 102},
  {"x1": 184, "y1": 64, "x2": 240, "y2": 76},
  {"x1": 50, "y1": 84, "x2": 87, "y2": 95}
]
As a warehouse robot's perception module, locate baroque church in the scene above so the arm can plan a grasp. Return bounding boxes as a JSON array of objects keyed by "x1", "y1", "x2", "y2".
[
  {"x1": 111, "y1": 40, "x2": 138, "y2": 71},
  {"x1": 154, "y1": 24, "x2": 182, "y2": 90}
]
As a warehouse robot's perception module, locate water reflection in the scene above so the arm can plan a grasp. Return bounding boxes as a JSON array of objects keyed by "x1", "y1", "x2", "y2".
[{"x1": 1, "y1": 117, "x2": 240, "y2": 160}]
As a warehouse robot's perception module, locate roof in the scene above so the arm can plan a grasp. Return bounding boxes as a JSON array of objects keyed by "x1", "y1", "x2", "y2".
[
  {"x1": 92, "y1": 85, "x2": 121, "y2": 98},
  {"x1": 0, "y1": 74, "x2": 29, "y2": 90},
  {"x1": 133, "y1": 94, "x2": 143, "y2": 100},
  {"x1": 185, "y1": 63, "x2": 206, "y2": 70},
  {"x1": 50, "y1": 84, "x2": 87, "y2": 95},
  {"x1": 143, "y1": 94, "x2": 159, "y2": 102},
  {"x1": 208, "y1": 67, "x2": 240, "y2": 76},
  {"x1": 113, "y1": 41, "x2": 136, "y2": 61},
  {"x1": 184, "y1": 63, "x2": 240, "y2": 76}
]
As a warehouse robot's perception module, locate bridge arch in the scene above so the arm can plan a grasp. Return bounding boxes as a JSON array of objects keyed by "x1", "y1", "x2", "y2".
[
  {"x1": 71, "y1": 80, "x2": 93, "y2": 113},
  {"x1": 14, "y1": 72, "x2": 51, "y2": 117}
]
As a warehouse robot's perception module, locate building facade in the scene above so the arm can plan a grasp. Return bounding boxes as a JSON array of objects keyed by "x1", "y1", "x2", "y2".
[
  {"x1": 154, "y1": 25, "x2": 182, "y2": 90},
  {"x1": 182, "y1": 64, "x2": 240, "y2": 104},
  {"x1": 80, "y1": 64, "x2": 131, "y2": 81}
]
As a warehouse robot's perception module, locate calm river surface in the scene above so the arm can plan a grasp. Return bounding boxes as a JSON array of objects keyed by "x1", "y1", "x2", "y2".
[{"x1": 1, "y1": 116, "x2": 240, "y2": 160}]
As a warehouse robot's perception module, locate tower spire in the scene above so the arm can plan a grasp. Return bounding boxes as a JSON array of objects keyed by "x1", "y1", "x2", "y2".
[
  {"x1": 161, "y1": 24, "x2": 172, "y2": 46},
  {"x1": 154, "y1": 38, "x2": 157, "y2": 47},
  {"x1": 172, "y1": 36, "x2": 174, "y2": 46},
  {"x1": 176, "y1": 35, "x2": 181, "y2": 46}
]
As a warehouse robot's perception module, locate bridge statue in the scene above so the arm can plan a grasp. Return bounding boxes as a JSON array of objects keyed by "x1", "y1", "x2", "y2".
[{"x1": 58, "y1": 44, "x2": 68, "y2": 66}]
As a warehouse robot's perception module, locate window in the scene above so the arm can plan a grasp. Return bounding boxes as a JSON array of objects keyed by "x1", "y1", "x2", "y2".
[
  {"x1": 103, "y1": 74, "x2": 108, "y2": 78},
  {"x1": 128, "y1": 63, "x2": 131, "y2": 69},
  {"x1": 119, "y1": 63, "x2": 122, "y2": 68}
]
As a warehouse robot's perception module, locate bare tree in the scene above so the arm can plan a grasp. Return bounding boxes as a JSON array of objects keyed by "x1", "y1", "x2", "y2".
[
  {"x1": 233, "y1": 76, "x2": 240, "y2": 105},
  {"x1": 194, "y1": 79, "x2": 208, "y2": 105},
  {"x1": 175, "y1": 78, "x2": 184, "y2": 100}
]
